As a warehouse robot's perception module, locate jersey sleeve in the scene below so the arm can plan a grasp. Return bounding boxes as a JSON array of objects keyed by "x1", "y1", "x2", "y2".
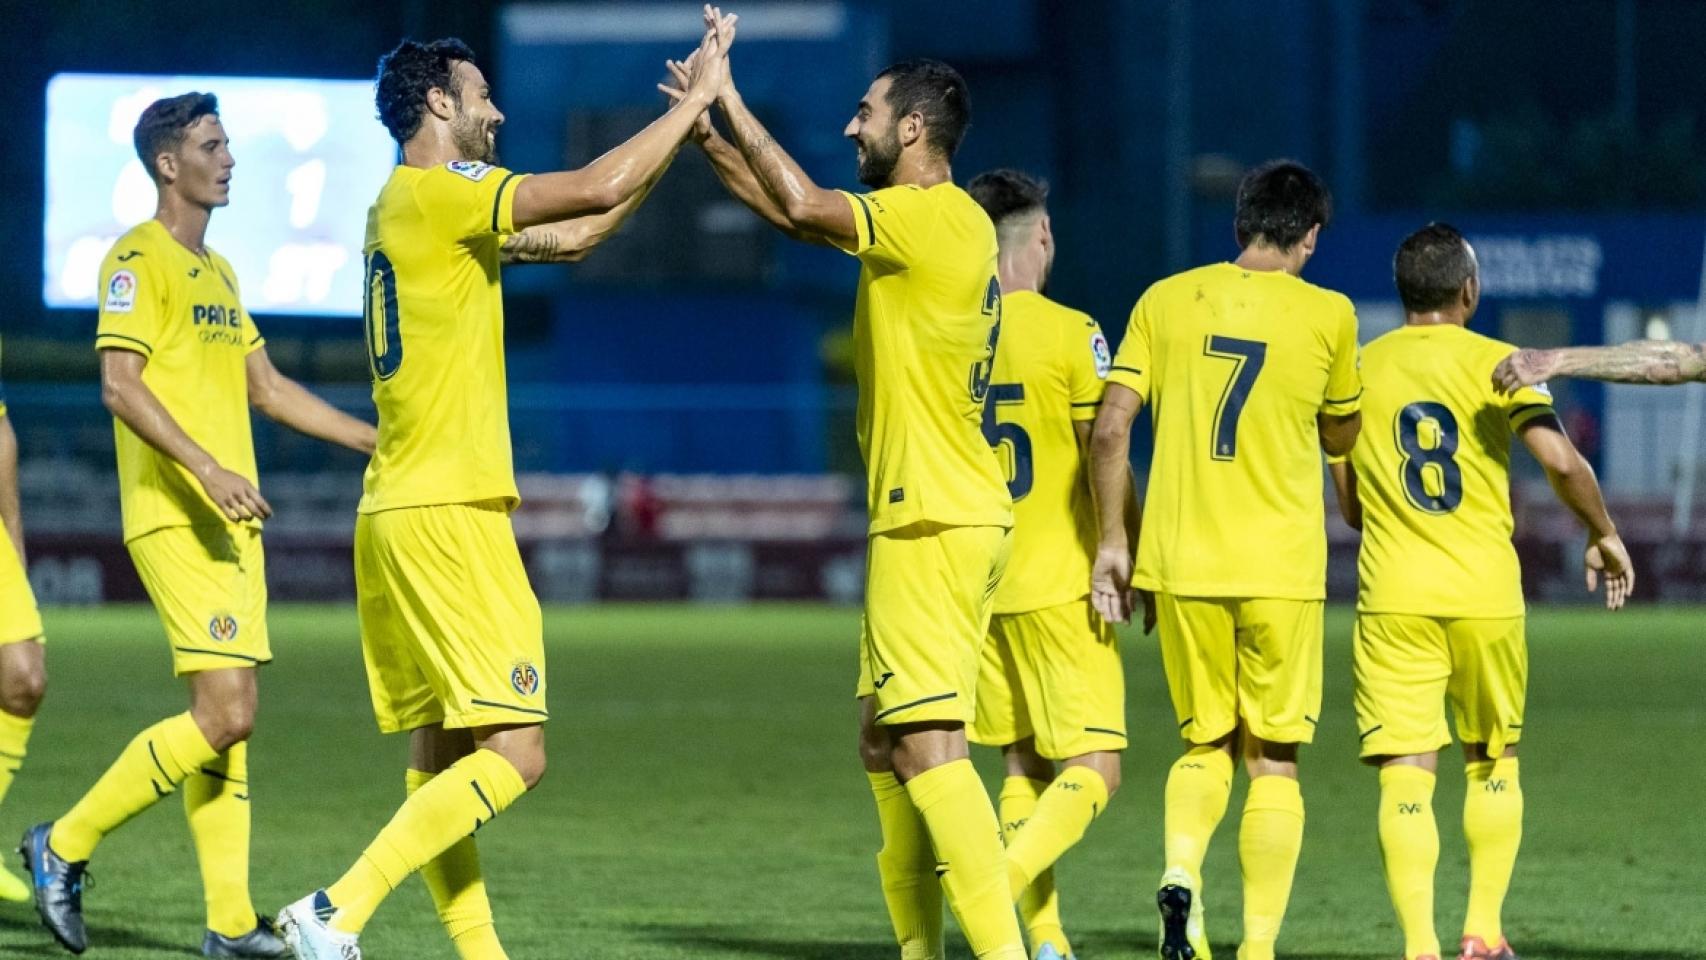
[
  {"x1": 1106, "y1": 293, "x2": 1153, "y2": 402},
  {"x1": 95, "y1": 247, "x2": 167, "y2": 358},
  {"x1": 1067, "y1": 314, "x2": 1112, "y2": 421},
  {"x1": 836, "y1": 185, "x2": 935, "y2": 268},
  {"x1": 1320, "y1": 297, "x2": 1362, "y2": 415},
  {"x1": 1491, "y1": 344, "x2": 1556, "y2": 430},
  {"x1": 415, "y1": 162, "x2": 529, "y2": 241}
]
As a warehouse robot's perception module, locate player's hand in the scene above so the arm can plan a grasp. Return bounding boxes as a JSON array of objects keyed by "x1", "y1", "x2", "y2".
[
  {"x1": 658, "y1": 58, "x2": 714, "y2": 142},
  {"x1": 1090, "y1": 544, "x2": 1135, "y2": 625},
  {"x1": 1493, "y1": 348, "x2": 1558, "y2": 394},
  {"x1": 685, "y1": 6, "x2": 738, "y2": 100},
  {"x1": 1584, "y1": 532, "x2": 1634, "y2": 610},
  {"x1": 198, "y1": 464, "x2": 272, "y2": 523}
]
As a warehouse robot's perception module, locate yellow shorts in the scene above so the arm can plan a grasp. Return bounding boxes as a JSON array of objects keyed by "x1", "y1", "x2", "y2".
[
  {"x1": 1353, "y1": 613, "x2": 1527, "y2": 759},
  {"x1": 968, "y1": 599, "x2": 1126, "y2": 759},
  {"x1": 1155, "y1": 593, "x2": 1323, "y2": 745},
  {"x1": 855, "y1": 522, "x2": 1010, "y2": 726},
  {"x1": 355, "y1": 501, "x2": 547, "y2": 734},
  {"x1": 0, "y1": 532, "x2": 43, "y2": 646},
  {"x1": 128, "y1": 524, "x2": 270, "y2": 675}
]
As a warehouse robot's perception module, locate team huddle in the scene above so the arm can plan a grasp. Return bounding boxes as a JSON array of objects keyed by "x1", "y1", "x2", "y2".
[{"x1": 0, "y1": 4, "x2": 1664, "y2": 960}]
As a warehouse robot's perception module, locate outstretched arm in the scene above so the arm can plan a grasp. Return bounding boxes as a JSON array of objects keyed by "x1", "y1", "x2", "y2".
[
  {"x1": 714, "y1": 81, "x2": 857, "y2": 246},
  {"x1": 100, "y1": 348, "x2": 271, "y2": 522},
  {"x1": 246, "y1": 348, "x2": 376, "y2": 455},
  {"x1": 1088, "y1": 384, "x2": 1145, "y2": 624},
  {"x1": 502, "y1": 142, "x2": 680, "y2": 264},
  {"x1": 1518, "y1": 414, "x2": 1634, "y2": 609},
  {"x1": 0, "y1": 414, "x2": 22, "y2": 562},
  {"x1": 1495, "y1": 341, "x2": 1706, "y2": 390},
  {"x1": 509, "y1": 8, "x2": 736, "y2": 229}
]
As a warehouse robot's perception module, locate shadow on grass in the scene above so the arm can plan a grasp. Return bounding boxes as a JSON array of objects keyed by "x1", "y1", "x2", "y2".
[
  {"x1": 0, "y1": 912, "x2": 191, "y2": 957},
  {"x1": 634, "y1": 921, "x2": 897, "y2": 960}
]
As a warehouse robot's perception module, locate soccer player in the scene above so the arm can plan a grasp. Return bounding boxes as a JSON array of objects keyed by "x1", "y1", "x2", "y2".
[
  {"x1": 1089, "y1": 160, "x2": 1362, "y2": 960},
  {"x1": 963, "y1": 168, "x2": 1125, "y2": 960},
  {"x1": 663, "y1": 36, "x2": 1025, "y2": 960},
  {"x1": 19, "y1": 93, "x2": 378, "y2": 958},
  {"x1": 0, "y1": 338, "x2": 48, "y2": 905},
  {"x1": 1494, "y1": 331, "x2": 1706, "y2": 387},
  {"x1": 1334, "y1": 223, "x2": 1632, "y2": 960},
  {"x1": 274, "y1": 17, "x2": 735, "y2": 960}
]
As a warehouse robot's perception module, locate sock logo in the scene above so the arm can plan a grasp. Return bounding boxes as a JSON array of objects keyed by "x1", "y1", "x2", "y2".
[
  {"x1": 1397, "y1": 802, "x2": 1423, "y2": 814},
  {"x1": 1485, "y1": 779, "x2": 1508, "y2": 793},
  {"x1": 1057, "y1": 781, "x2": 1083, "y2": 792},
  {"x1": 208, "y1": 613, "x2": 239, "y2": 642}
]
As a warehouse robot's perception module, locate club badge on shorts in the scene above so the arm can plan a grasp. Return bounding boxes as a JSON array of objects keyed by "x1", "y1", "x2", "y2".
[
  {"x1": 510, "y1": 660, "x2": 541, "y2": 697},
  {"x1": 208, "y1": 613, "x2": 239, "y2": 643}
]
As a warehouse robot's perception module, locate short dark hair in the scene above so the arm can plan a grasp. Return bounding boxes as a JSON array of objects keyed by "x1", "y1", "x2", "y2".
[
  {"x1": 1234, "y1": 159, "x2": 1332, "y2": 251},
  {"x1": 133, "y1": 92, "x2": 219, "y2": 183},
  {"x1": 875, "y1": 59, "x2": 970, "y2": 160},
  {"x1": 967, "y1": 169, "x2": 1049, "y2": 232},
  {"x1": 1394, "y1": 222, "x2": 1476, "y2": 313},
  {"x1": 375, "y1": 37, "x2": 478, "y2": 145}
]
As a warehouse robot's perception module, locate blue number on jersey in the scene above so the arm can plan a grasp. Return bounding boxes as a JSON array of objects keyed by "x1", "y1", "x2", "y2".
[
  {"x1": 1203, "y1": 335, "x2": 1268, "y2": 461},
  {"x1": 363, "y1": 251, "x2": 403, "y2": 380},
  {"x1": 982, "y1": 383, "x2": 1033, "y2": 500},
  {"x1": 968, "y1": 276, "x2": 1001, "y2": 402},
  {"x1": 1397, "y1": 401, "x2": 1463, "y2": 514}
]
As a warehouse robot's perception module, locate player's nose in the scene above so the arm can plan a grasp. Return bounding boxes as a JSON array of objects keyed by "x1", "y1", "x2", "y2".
[{"x1": 843, "y1": 117, "x2": 860, "y2": 139}]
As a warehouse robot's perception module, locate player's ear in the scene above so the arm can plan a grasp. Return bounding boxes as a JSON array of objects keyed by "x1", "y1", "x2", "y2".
[
  {"x1": 424, "y1": 84, "x2": 457, "y2": 122},
  {"x1": 1462, "y1": 272, "x2": 1480, "y2": 312},
  {"x1": 154, "y1": 151, "x2": 177, "y2": 185},
  {"x1": 898, "y1": 110, "x2": 924, "y2": 149},
  {"x1": 1299, "y1": 223, "x2": 1322, "y2": 257}
]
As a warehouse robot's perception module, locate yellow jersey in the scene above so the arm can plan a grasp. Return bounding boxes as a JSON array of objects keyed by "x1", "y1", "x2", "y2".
[
  {"x1": 1108, "y1": 262, "x2": 1361, "y2": 599},
  {"x1": 838, "y1": 183, "x2": 1012, "y2": 535},
  {"x1": 1351, "y1": 324, "x2": 1554, "y2": 618},
  {"x1": 985, "y1": 290, "x2": 1109, "y2": 613},
  {"x1": 95, "y1": 219, "x2": 264, "y2": 543},
  {"x1": 358, "y1": 161, "x2": 528, "y2": 514}
]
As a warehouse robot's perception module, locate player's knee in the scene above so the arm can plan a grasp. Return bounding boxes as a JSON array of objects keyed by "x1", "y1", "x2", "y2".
[
  {"x1": 0, "y1": 663, "x2": 46, "y2": 717},
  {"x1": 194, "y1": 700, "x2": 255, "y2": 751},
  {"x1": 509, "y1": 748, "x2": 547, "y2": 790},
  {"x1": 857, "y1": 724, "x2": 892, "y2": 773},
  {"x1": 1098, "y1": 761, "x2": 1122, "y2": 797}
]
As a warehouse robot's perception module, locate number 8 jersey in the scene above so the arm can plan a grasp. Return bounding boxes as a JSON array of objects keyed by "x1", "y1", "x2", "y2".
[
  {"x1": 1350, "y1": 324, "x2": 1554, "y2": 618},
  {"x1": 358, "y1": 161, "x2": 528, "y2": 515},
  {"x1": 1108, "y1": 263, "x2": 1361, "y2": 599}
]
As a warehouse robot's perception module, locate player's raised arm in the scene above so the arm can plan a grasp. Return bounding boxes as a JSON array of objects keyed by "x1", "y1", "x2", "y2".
[
  {"x1": 1495, "y1": 340, "x2": 1706, "y2": 390},
  {"x1": 245, "y1": 348, "x2": 377, "y2": 455},
  {"x1": 1517, "y1": 414, "x2": 1634, "y2": 608},
  {"x1": 99, "y1": 349, "x2": 270, "y2": 522},
  {"x1": 657, "y1": 58, "x2": 820, "y2": 242},
  {"x1": 713, "y1": 67, "x2": 857, "y2": 247},
  {"x1": 0, "y1": 411, "x2": 22, "y2": 563},
  {"x1": 508, "y1": 9, "x2": 736, "y2": 230}
]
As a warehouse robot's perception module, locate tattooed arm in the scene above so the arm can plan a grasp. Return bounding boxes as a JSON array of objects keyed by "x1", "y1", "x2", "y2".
[
  {"x1": 715, "y1": 82, "x2": 857, "y2": 247},
  {"x1": 1495, "y1": 341, "x2": 1706, "y2": 390},
  {"x1": 501, "y1": 143, "x2": 678, "y2": 264}
]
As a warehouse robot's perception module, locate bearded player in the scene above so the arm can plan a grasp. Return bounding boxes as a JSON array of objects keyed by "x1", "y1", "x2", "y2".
[
  {"x1": 20, "y1": 92, "x2": 376, "y2": 957},
  {"x1": 664, "y1": 24, "x2": 1026, "y2": 959},
  {"x1": 275, "y1": 13, "x2": 736, "y2": 960}
]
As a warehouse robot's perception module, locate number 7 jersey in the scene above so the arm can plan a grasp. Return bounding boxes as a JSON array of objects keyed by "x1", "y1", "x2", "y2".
[
  {"x1": 358, "y1": 161, "x2": 528, "y2": 514},
  {"x1": 1108, "y1": 262, "x2": 1361, "y2": 599}
]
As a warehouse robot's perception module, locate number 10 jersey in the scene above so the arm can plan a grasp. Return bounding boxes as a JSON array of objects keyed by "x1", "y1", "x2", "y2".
[
  {"x1": 1107, "y1": 262, "x2": 1362, "y2": 600},
  {"x1": 359, "y1": 161, "x2": 528, "y2": 515}
]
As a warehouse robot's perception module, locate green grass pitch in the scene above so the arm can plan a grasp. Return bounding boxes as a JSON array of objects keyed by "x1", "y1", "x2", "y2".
[{"x1": 1, "y1": 603, "x2": 1702, "y2": 959}]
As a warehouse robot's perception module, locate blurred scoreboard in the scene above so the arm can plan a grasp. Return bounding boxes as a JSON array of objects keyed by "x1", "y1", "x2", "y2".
[{"x1": 43, "y1": 73, "x2": 395, "y2": 317}]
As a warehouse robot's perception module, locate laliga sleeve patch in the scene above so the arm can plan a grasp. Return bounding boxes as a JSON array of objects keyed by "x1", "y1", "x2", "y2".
[
  {"x1": 447, "y1": 160, "x2": 495, "y2": 182},
  {"x1": 1533, "y1": 381, "x2": 1553, "y2": 398},
  {"x1": 104, "y1": 270, "x2": 138, "y2": 313},
  {"x1": 1090, "y1": 330, "x2": 1112, "y2": 379}
]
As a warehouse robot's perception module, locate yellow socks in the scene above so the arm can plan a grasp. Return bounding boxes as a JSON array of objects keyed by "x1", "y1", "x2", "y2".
[
  {"x1": 327, "y1": 749, "x2": 526, "y2": 935},
  {"x1": 1237, "y1": 775, "x2": 1305, "y2": 960},
  {"x1": 869, "y1": 771, "x2": 944, "y2": 960},
  {"x1": 1378, "y1": 765, "x2": 1440, "y2": 960},
  {"x1": 407, "y1": 768, "x2": 508, "y2": 960},
  {"x1": 1163, "y1": 746, "x2": 1235, "y2": 890},
  {"x1": 54, "y1": 711, "x2": 219, "y2": 862},
  {"x1": 0, "y1": 708, "x2": 31, "y2": 811},
  {"x1": 999, "y1": 776, "x2": 1067, "y2": 958},
  {"x1": 1462, "y1": 758, "x2": 1522, "y2": 947},
  {"x1": 184, "y1": 742, "x2": 257, "y2": 937},
  {"x1": 906, "y1": 760, "x2": 1026, "y2": 960}
]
